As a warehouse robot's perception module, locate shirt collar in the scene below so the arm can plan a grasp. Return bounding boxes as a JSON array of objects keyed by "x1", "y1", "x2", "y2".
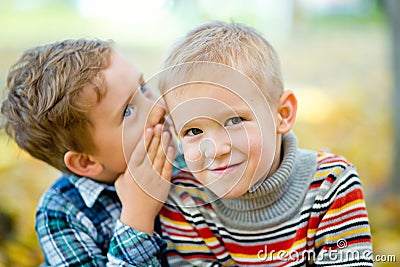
[{"x1": 68, "y1": 175, "x2": 115, "y2": 208}]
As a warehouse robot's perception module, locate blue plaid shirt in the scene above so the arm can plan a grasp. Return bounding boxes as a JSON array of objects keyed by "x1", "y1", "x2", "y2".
[{"x1": 35, "y1": 174, "x2": 166, "y2": 266}]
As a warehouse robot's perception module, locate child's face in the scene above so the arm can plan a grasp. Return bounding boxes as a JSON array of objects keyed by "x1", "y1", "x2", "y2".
[
  {"x1": 164, "y1": 74, "x2": 278, "y2": 198},
  {"x1": 86, "y1": 51, "x2": 165, "y2": 183}
]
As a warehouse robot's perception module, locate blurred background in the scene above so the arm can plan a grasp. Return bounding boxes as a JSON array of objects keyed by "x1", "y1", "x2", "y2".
[{"x1": 0, "y1": 0, "x2": 399, "y2": 266}]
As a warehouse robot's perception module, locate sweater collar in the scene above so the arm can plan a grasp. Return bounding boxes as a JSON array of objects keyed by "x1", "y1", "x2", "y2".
[{"x1": 209, "y1": 132, "x2": 317, "y2": 230}]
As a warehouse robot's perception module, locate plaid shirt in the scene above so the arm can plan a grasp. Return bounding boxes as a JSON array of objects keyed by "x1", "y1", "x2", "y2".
[{"x1": 35, "y1": 174, "x2": 166, "y2": 266}]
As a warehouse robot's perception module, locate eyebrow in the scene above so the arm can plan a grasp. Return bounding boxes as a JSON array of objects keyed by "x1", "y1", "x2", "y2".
[
  {"x1": 115, "y1": 73, "x2": 144, "y2": 122},
  {"x1": 216, "y1": 105, "x2": 254, "y2": 119},
  {"x1": 138, "y1": 73, "x2": 145, "y2": 85}
]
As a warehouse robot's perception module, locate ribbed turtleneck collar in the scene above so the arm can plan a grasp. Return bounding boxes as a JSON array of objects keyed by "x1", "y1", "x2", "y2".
[{"x1": 208, "y1": 132, "x2": 317, "y2": 230}]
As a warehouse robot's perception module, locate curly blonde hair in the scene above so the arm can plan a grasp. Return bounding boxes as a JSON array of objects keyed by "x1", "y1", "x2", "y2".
[
  {"x1": 1, "y1": 39, "x2": 112, "y2": 174},
  {"x1": 159, "y1": 21, "x2": 283, "y2": 104}
]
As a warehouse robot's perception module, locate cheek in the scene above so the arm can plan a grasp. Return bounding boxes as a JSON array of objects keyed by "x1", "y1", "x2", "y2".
[
  {"x1": 260, "y1": 126, "x2": 276, "y2": 158},
  {"x1": 246, "y1": 122, "x2": 276, "y2": 159},
  {"x1": 255, "y1": 131, "x2": 276, "y2": 174},
  {"x1": 248, "y1": 138, "x2": 263, "y2": 165},
  {"x1": 233, "y1": 126, "x2": 261, "y2": 154},
  {"x1": 122, "y1": 121, "x2": 144, "y2": 158},
  {"x1": 246, "y1": 129, "x2": 273, "y2": 171}
]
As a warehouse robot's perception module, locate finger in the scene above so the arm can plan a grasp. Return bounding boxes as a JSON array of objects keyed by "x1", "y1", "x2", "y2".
[
  {"x1": 152, "y1": 131, "x2": 171, "y2": 174},
  {"x1": 147, "y1": 124, "x2": 163, "y2": 163},
  {"x1": 161, "y1": 146, "x2": 175, "y2": 182},
  {"x1": 114, "y1": 173, "x2": 123, "y2": 188},
  {"x1": 146, "y1": 104, "x2": 166, "y2": 128},
  {"x1": 151, "y1": 146, "x2": 174, "y2": 202},
  {"x1": 129, "y1": 128, "x2": 153, "y2": 166}
]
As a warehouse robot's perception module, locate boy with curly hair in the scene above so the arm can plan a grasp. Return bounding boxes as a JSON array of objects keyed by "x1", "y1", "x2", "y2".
[{"x1": 1, "y1": 38, "x2": 174, "y2": 266}]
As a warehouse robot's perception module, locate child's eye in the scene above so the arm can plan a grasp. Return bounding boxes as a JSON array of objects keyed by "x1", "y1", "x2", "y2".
[
  {"x1": 123, "y1": 106, "x2": 135, "y2": 117},
  {"x1": 225, "y1": 117, "x2": 243, "y2": 126},
  {"x1": 140, "y1": 83, "x2": 148, "y2": 93},
  {"x1": 185, "y1": 128, "x2": 203, "y2": 136}
]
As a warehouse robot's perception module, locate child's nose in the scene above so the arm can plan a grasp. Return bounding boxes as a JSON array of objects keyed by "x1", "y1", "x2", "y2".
[{"x1": 202, "y1": 130, "x2": 231, "y2": 159}]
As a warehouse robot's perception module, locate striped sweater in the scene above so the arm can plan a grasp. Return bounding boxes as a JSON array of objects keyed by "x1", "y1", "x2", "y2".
[{"x1": 160, "y1": 133, "x2": 373, "y2": 266}]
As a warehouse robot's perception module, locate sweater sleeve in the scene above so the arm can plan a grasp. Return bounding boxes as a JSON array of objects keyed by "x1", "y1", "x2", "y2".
[
  {"x1": 312, "y1": 165, "x2": 373, "y2": 266},
  {"x1": 108, "y1": 220, "x2": 165, "y2": 266}
]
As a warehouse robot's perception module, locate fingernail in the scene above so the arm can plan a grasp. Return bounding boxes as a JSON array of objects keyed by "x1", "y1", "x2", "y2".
[
  {"x1": 155, "y1": 124, "x2": 163, "y2": 132},
  {"x1": 162, "y1": 131, "x2": 170, "y2": 140}
]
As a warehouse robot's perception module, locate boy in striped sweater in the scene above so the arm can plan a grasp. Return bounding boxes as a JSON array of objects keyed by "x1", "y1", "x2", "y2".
[{"x1": 158, "y1": 21, "x2": 373, "y2": 266}]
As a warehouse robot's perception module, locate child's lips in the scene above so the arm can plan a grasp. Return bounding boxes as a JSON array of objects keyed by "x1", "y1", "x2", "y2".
[{"x1": 209, "y1": 163, "x2": 242, "y2": 174}]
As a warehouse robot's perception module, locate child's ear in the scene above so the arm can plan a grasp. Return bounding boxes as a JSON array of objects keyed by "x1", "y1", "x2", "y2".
[
  {"x1": 64, "y1": 151, "x2": 103, "y2": 178},
  {"x1": 276, "y1": 90, "x2": 297, "y2": 134}
]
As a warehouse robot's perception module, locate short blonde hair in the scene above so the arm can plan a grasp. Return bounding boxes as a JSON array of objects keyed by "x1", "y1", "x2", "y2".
[
  {"x1": 159, "y1": 21, "x2": 283, "y2": 103},
  {"x1": 1, "y1": 39, "x2": 112, "y2": 174}
]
